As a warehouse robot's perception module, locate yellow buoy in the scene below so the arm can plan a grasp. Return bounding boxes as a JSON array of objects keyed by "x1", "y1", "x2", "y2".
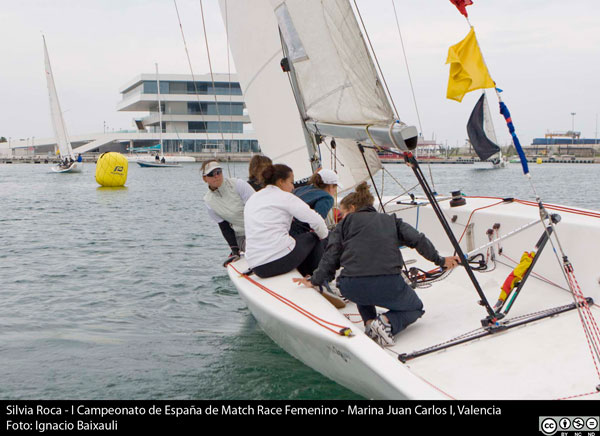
[
  {"x1": 95, "y1": 152, "x2": 128, "y2": 187},
  {"x1": 536, "y1": 157, "x2": 543, "y2": 164}
]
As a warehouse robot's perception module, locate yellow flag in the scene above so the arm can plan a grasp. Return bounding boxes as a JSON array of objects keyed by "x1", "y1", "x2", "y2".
[{"x1": 446, "y1": 27, "x2": 495, "y2": 102}]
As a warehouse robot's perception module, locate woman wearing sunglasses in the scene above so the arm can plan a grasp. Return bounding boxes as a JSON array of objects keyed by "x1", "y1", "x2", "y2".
[{"x1": 202, "y1": 160, "x2": 256, "y2": 266}]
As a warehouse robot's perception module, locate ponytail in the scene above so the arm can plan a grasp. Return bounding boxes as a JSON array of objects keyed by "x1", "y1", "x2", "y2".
[
  {"x1": 340, "y1": 182, "x2": 374, "y2": 210},
  {"x1": 262, "y1": 164, "x2": 293, "y2": 186}
]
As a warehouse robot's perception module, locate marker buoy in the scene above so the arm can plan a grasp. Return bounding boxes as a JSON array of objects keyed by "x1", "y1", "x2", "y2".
[{"x1": 95, "y1": 152, "x2": 128, "y2": 187}]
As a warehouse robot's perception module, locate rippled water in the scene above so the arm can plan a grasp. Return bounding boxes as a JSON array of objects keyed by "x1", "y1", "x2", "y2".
[{"x1": 0, "y1": 161, "x2": 597, "y2": 400}]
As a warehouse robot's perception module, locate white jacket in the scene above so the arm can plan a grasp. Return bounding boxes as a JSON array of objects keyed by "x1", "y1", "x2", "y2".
[
  {"x1": 204, "y1": 178, "x2": 255, "y2": 236},
  {"x1": 244, "y1": 185, "x2": 328, "y2": 268}
]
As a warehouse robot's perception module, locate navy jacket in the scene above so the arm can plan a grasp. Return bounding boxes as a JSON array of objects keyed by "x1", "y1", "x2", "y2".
[
  {"x1": 310, "y1": 206, "x2": 445, "y2": 285},
  {"x1": 293, "y1": 185, "x2": 333, "y2": 219}
]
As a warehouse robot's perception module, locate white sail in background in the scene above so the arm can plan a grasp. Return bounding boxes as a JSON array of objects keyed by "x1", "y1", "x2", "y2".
[
  {"x1": 43, "y1": 36, "x2": 74, "y2": 160},
  {"x1": 482, "y1": 91, "x2": 498, "y2": 145}
]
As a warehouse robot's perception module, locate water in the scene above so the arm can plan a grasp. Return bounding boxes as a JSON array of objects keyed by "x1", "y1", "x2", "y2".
[{"x1": 0, "y1": 161, "x2": 598, "y2": 400}]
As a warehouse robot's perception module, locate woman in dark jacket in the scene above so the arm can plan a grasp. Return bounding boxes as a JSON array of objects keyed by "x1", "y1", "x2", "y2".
[{"x1": 294, "y1": 182, "x2": 460, "y2": 346}]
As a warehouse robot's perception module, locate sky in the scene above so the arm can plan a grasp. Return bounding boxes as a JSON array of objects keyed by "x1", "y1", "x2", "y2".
[{"x1": 1, "y1": 0, "x2": 599, "y2": 148}]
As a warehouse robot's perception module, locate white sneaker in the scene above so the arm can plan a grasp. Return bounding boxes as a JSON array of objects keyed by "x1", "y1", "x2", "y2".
[{"x1": 369, "y1": 315, "x2": 394, "y2": 347}]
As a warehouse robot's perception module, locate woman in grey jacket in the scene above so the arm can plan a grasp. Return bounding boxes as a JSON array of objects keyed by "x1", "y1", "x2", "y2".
[{"x1": 294, "y1": 182, "x2": 460, "y2": 346}]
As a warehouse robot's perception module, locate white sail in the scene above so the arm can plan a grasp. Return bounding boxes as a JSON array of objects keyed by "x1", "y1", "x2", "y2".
[
  {"x1": 482, "y1": 91, "x2": 498, "y2": 145},
  {"x1": 272, "y1": 0, "x2": 393, "y2": 125},
  {"x1": 219, "y1": 0, "x2": 407, "y2": 190},
  {"x1": 43, "y1": 36, "x2": 74, "y2": 159},
  {"x1": 219, "y1": 0, "x2": 313, "y2": 181}
]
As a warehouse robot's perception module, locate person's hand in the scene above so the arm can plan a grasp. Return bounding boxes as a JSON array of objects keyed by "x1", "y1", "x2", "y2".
[
  {"x1": 292, "y1": 276, "x2": 315, "y2": 288},
  {"x1": 443, "y1": 255, "x2": 461, "y2": 270}
]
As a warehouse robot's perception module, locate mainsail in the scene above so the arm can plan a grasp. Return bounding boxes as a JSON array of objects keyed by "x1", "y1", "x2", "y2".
[
  {"x1": 43, "y1": 36, "x2": 74, "y2": 160},
  {"x1": 467, "y1": 92, "x2": 501, "y2": 161},
  {"x1": 219, "y1": 0, "x2": 313, "y2": 182},
  {"x1": 219, "y1": 0, "x2": 417, "y2": 191}
]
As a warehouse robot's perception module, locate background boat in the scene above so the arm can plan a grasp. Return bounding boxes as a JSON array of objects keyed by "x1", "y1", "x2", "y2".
[{"x1": 43, "y1": 36, "x2": 82, "y2": 174}]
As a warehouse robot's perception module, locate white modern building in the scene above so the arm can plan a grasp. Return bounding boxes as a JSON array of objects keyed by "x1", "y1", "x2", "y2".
[{"x1": 1, "y1": 73, "x2": 259, "y2": 158}]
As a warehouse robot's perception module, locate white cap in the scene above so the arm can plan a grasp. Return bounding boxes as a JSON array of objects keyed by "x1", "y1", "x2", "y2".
[
  {"x1": 318, "y1": 168, "x2": 342, "y2": 188},
  {"x1": 202, "y1": 161, "x2": 223, "y2": 176}
]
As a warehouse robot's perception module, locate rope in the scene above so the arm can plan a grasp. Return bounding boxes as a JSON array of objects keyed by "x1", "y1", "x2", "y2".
[
  {"x1": 466, "y1": 195, "x2": 600, "y2": 219},
  {"x1": 228, "y1": 264, "x2": 353, "y2": 337},
  {"x1": 456, "y1": 199, "x2": 505, "y2": 244}
]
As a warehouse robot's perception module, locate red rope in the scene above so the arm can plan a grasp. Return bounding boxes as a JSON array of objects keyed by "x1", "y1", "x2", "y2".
[
  {"x1": 564, "y1": 264, "x2": 600, "y2": 380},
  {"x1": 465, "y1": 195, "x2": 600, "y2": 219},
  {"x1": 457, "y1": 200, "x2": 505, "y2": 244},
  {"x1": 555, "y1": 390, "x2": 600, "y2": 400},
  {"x1": 228, "y1": 264, "x2": 351, "y2": 336}
]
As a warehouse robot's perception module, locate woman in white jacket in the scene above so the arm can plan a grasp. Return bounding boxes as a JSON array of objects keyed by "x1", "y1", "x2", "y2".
[{"x1": 244, "y1": 164, "x2": 328, "y2": 278}]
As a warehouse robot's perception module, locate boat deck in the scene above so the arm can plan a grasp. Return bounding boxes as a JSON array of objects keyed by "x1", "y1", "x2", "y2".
[{"x1": 335, "y1": 251, "x2": 600, "y2": 400}]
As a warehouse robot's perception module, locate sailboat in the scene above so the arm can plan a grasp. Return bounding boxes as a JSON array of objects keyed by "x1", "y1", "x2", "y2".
[
  {"x1": 137, "y1": 63, "x2": 182, "y2": 168},
  {"x1": 467, "y1": 92, "x2": 507, "y2": 168},
  {"x1": 219, "y1": 0, "x2": 600, "y2": 400},
  {"x1": 44, "y1": 36, "x2": 82, "y2": 174}
]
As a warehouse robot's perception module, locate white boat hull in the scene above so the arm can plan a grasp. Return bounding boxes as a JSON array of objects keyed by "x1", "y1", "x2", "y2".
[
  {"x1": 51, "y1": 162, "x2": 83, "y2": 173},
  {"x1": 128, "y1": 154, "x2": 194, "y2": 163},
  {"x1": 136, "y1": 160, "x2": 182, "y2": 168},
  {"x1": 227, "y1": 260, "x2": 447, "y2": 399},
  {"x1": 227, "y1": 195, "x2": 600, "y2": 399}
]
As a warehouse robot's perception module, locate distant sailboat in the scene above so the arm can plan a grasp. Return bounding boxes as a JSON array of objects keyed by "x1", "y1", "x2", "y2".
[
  {"x1": 467, "y1": 92, "x2": 506, "y2": 168},
  {"x1": 137, "y1": 63, "x2": 181, "y2": 168},
  {"x1": 44, "y1": 36, "x2": 82, "y2": 173}
]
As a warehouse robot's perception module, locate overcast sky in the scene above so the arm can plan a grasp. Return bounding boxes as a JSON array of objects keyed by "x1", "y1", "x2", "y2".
[{"x1": 1, "y1": 0, "x2": 599, "y2": 148}]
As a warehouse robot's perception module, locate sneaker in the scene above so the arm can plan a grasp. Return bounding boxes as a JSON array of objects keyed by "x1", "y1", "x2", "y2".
[
  {"x1": 369, "y1": 315, "x2": 395, "y2": 347},
  {"x1": 364, "y1": 323, "x2": 377, "y2": 341}
]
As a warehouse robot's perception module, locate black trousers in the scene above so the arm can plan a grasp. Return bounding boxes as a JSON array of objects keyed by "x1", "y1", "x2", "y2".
[{"x1": 253, "y1": 232, "x2": 323, "y2": 278}]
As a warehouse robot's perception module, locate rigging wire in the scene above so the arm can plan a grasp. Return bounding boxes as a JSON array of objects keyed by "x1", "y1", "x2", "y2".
[
  {"x1": 223, "y1": 0, "x2": 235, "y2": 177},
  {"x1": 173, "y1": 0, "x2": 230, "y2": 175},
  {"x1": 353, "y1": 0, "x2": 435, "y2": 191},
  {"x1": 199, "y1": 0, "x2": 227, "y2": 153},
  {"x1": 352, "y1": 0, "x2": 399, "y2": 121},
  {"x1": 390, "y1": 0, "x2": 435, "y2": 191}
]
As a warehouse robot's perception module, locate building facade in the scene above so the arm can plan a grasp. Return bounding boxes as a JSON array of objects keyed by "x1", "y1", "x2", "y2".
[
  {"x1": 2, "y1": 73, "x2": 260, "y2": 158},
  {"x1": 117, "y1": 73, "x2": 259, "y2": 154}
]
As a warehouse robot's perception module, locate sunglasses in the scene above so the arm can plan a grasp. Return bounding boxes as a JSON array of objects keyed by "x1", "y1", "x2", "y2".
[{"x1": 206, "y1": 169, "x2": 222, "y2": 177}]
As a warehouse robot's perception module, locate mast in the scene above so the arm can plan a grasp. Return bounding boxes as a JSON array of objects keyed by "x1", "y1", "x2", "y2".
[
  {"x1": 278, "y1": 31, "x2": 322, "y2": 174},
  {"x1": 155, "y1": 63, "x2": 163, "y2": 157}
]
